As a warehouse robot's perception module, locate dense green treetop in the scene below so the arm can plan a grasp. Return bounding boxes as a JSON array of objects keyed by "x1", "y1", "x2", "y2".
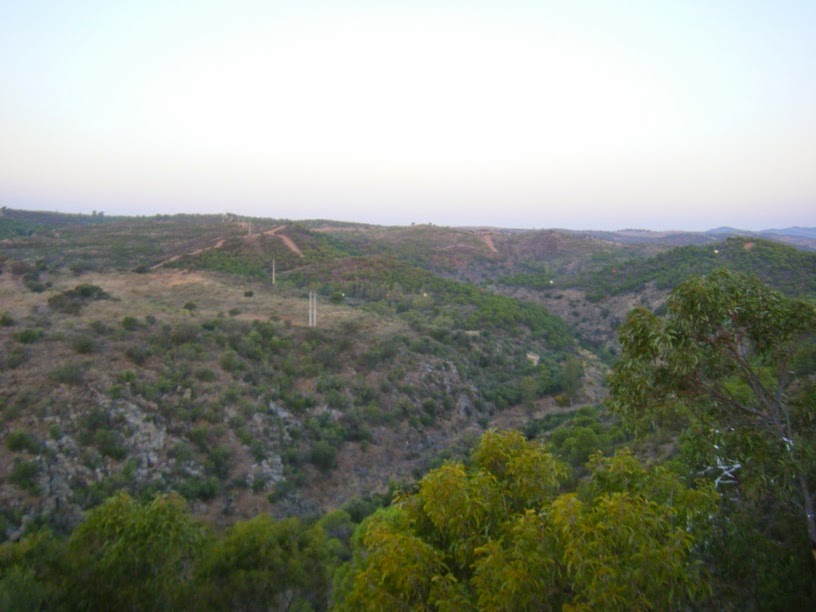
[
  {"x1": 336, "y1": 430, "x2": 716, "y2": 611},
  {"x1": 609, "y1": 269, "x2": 816, "y2": 602}
]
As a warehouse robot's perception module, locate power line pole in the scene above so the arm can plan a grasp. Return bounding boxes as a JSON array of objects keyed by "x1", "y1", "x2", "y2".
[
  {"x1": 272, "y1": 259, "x2": 276, "y2": 285},
  {"x1": 308, "y1": 291, "x2": 317, "y2": 327}
]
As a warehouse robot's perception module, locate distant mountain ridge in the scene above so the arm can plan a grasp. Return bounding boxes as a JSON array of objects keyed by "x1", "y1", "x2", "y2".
[
  {"x1": 702, "y1": 225, "x2": 816, "y2": 249},
  {"x1": 761, "y1": 226, "x2": 816, "y2": 239},
  {"x1": 706, "y1": 225, "x2": 816, "y2": 238}
]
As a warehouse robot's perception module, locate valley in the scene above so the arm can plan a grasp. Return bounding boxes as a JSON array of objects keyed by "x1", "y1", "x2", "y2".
[{"x1": 1, "y1": 208, "x2": 815, "y2": 608}]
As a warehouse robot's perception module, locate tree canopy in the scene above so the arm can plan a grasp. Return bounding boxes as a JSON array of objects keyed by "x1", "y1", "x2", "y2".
[
  {"x1": 336, "y1": 430, "x2": 716, "y2": 610},
  {"x1": 609, "y1": 269, "x2": 816, "y2": 603}
]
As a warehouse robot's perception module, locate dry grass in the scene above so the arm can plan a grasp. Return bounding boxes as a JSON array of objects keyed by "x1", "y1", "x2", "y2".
[{"x1": 12, "y1": 269, "x2": 377, "y2": 332}]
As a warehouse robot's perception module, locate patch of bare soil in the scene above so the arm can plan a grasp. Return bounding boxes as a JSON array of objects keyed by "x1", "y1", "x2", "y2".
[
  {"x1": 150, "y1": 238, "x2": 226, "y2": 270},
  {"x1": 477, "y1": 232, "x2": 499, "y2": 253},
  {"x1": 276, "y1": 234, "x2": 304, "y2": 257},
  {"x1": 263, "y1": 225, "x2": 304, "y2": 257}
]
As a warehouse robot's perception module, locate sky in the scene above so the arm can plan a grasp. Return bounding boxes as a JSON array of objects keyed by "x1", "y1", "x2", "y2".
[{"x1": 1, "y1": 1, "x2": 814, "y2": 230}]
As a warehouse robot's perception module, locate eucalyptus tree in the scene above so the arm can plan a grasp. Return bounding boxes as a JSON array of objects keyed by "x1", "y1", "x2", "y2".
[
  {"x1": 336, "y1": 430, "x2": 715, "y2": 610},
  {"x1": 609, "y1": 269, "x2": 816, "y2": 562}
]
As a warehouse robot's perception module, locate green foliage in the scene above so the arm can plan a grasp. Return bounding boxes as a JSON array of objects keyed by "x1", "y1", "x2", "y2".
[
  {"x1": 561, "y1": 356, "x2": 583, "y2": 406},
  {"x1": 5, "y1": 348, "x2": 27, "y2": 369},
  {"x1": 121, "y1": 315, "x2": 139, "y2": 331},
  {"x1": 196, "y1": 516, "x2": 332, "y2": 610},
  {"x1": 12, "y1": 328, "x2": 43, "y2": 344},
  {"x1": 0, "y1": 530, "x2": 63, "y2": 608},
  {"x1": 124, "y1": 343, "x2": 151, "y2": 365},
  {"x1": 69, "y1": 333, "x2": 96, "y2": 354},
  {"x1": 194, "y1": 367, "x2": 216, "y2": 382},
  {"x1": 0, "y1": 311, "x2": 15, "y2": 327},
  {"x1": 176, "y1": 477, "x2": 220, "y2": 501},
  {"x1": 49, "y1": 361, "x2": 87, "y2": 385},
  {"x1": 338, "y1": 430, "x2": 715, "y2": 610},
  {"x1": 93, "y1": 429, "x2": 127, "y2": 460},
  {"x1": 0, "y1": 566, "x2": 52, "y2": 610},
  {"x1": 9, "y1": 460, "x2": 41, "y2": 495},
  {"x1": 310, "y1": 440, "x2": 338, "y2": 473},
  {"x1": 179, "y1": 248, "x2": 269, "y2": 277},
  {"x1": 64, "y1": 492, "x2": 206, "y2": 609},
  {"x1": 77, "y1": 407, "x2": 128, "y2": 460},
  {"x1": 545, "y1": 407, "x2": 627, "y2": 468},
  {"x1": 47, "y1": 284, "x2": 109, "y2": 314},
  {"x1": 205, "y1": 445, "x2": 232, "y2": 480},
  {"x1": 610, "y1": 269, "x2": 816, "y2": 604},
  {"x1": 24, "y1": 279, "x2": 47, "y2": 293},
  {"x1": 289, "y1": 256, "x2": 574, "y2": 346},
  {"x1": 592, "y1": 238, "x2": 816, "y2": 299},
  {"x1": 6, "y1": 431, "x2": 43, "y2": 454}
]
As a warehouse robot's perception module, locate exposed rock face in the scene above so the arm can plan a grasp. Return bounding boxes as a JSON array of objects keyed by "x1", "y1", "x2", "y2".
[{"x1": 1, "y1": 390, "x2": 292, "y2": 537}]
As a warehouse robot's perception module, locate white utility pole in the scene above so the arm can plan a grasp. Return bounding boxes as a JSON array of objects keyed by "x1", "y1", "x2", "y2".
[
  {"x1": 272, "y1": 259, "x2": 276, "y2": 285},
  {"x1": 311, "y1": 291, "x2": 316, "y2": 327},
  {"x1": 308, "y1": 291, "x2": 317, "y2": 327}
]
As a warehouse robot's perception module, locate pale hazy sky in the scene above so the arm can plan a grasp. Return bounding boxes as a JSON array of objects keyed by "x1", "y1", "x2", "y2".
[{"x1": 1, "y1": 1, "x2": 814, "y2": 230}]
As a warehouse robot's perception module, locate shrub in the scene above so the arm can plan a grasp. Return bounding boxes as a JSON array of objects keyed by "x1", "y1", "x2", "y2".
[
  {"x1": 168, "y1": 443, "x2": 193, "y2": 462},
  {"x1": 251, "y1": 475, "x2": 267, "y2": 493},
  {"x1": 170, "y1": 323, "x2": 199, "y2": 346},
  {"x1": 73, "y1": 284, "x2": 108, "y2": 299},
  {"x1": 6, "y1": 430, "x2": 43, "y2": 453},
  {"x1": 121, "y1": 316, "x2": 139, "y2": 331},
  {"x1": 195, "y1": 368, "x2": 216, "y2": 382},
  {"x1": 9, "y1": 459, "x2": 40, "y2": 494},
  {"x1": 282, "y1": 448, "x2": 302, "y2": 466},
  {"x1": 125, "y1": 344, "x2": 151, "y2": 365},
  {"x1": 206, "y1": 445, "x2": 232, "y2": 480},
  {"x1": 89, "y1": 320, "x2": 111, "y2": 335},
  {"x1": 50, "y1": 362, "x2": 86, "y2": 385},
  {"x1": 48, "y1": 284, "x2": 109, "y2": 314},
  {"x1": 177, "y1": 476, "x2": 219, "y2": 501},
  {"x1": 47, "y1": 294, "x2": 82, "y2": 314},
  {"x1": 219, "y1": 351, "x2": 242, "y2": 373},
  {"x1": 6, "y1": 348, "x2": 27, "y2": 369},
  {"x1": 24, "y1": 279, "x2": 46, "y2": 293},
  {"x1": 310, "y1": 440, "x2": 337, "y2": 473},
  {"x1": 70, "y1": 334, "x2": 96, "y2": 354},
  {"x1": 268, "y1": 479, "x2": 296, "y2": 502},
  {"x1": 189, "y1": 425, "x2": 211, "y2": 451},
  {"x1": 0, "y1": 311, "x2": 15, "y2": 326},
  {"x1": 13, "y1": 328, "x2": 43, "y2": 344},
  {"x1": 95, "y1": 429, "x2": 128, "y2": 460}
]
